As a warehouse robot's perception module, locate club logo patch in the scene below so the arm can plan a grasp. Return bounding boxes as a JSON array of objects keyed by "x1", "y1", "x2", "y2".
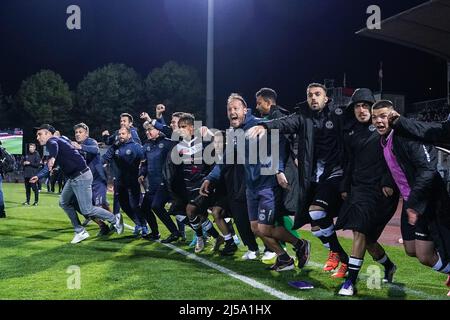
[
  {"x1": 369, "y1": 125, "x2": 377, "y2": 132},
  {"x1": 159, "y1": 143, "x2": 164, "y2": 149},
  {"x1": 126, "y1": 149, "x2": 132, "y2": 155},
  {"x1": 335, "y1": 108, "x2": 343, "y2": 115},
  {"x1": 326, "y1": 121, "x2": 334, "y2": 129},
  {"x1": 147, "y1": 146, "x2": 151, "y2": 152}
]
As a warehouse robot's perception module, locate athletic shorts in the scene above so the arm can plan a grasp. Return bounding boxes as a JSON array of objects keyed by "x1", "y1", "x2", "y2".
[
  {"x1": 92, "y1": 182, "x2": 108, "y2": 207},
  {"x1": 309, "y1": 177, "x2": 343, "y2": 218},
  {"x1": 246, "y1": 186, "x2": 283, "y2": 226},
  {"x1": 401, "y1": 208, "x2": 431, "y2": 242}
]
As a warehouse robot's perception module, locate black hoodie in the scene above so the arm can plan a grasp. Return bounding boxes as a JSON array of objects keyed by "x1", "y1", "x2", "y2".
[{"x1": 23, "y1": 151, "x2": 41, "y2": 178}]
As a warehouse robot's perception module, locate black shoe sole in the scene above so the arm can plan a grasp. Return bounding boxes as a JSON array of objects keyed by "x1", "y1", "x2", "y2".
[{"x1": 220, "y1": 247, "x2": 238, "y2": 256}]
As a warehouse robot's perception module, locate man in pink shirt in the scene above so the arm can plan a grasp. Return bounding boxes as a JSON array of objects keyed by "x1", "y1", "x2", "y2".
[{"x1": 372, "y1": 100, "x2": 450, "y2": 295}]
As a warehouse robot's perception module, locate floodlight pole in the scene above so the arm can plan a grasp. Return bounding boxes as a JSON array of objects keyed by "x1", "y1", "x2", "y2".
[
  {"x1": 447, "y1": 61, "x2": 450, "y2": 105},
  {"x1": 206, "y1": 0, "x2": 214, "y2": 128}
]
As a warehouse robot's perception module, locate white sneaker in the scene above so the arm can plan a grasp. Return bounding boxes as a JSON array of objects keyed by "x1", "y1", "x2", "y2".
[
  {"x1": 114, "y1": 213, "x2": 124, "y2": 235},
  {"x1": 71, "y1": 230, "x2": 90, "y2": 244},
  {"x1": 338, "y1": 280, "x2": 356, "y2": 296},
  {"x1": 242, "y1": 250, "x2": 260, "y2": 260},
  {"x1": 195, "y1": 237, "x2": 205, "y2": 253},
  {"x1": 262, "y1": 251, "x2": 277, "y2": 261}
]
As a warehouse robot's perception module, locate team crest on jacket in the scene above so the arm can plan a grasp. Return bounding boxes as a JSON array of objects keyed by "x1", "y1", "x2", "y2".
[
  {"x1": 326, "y1": 121, "x2": 334, "y2": 129},
  {"x1": 334, "y1": 108, "x2": 343, "y2": 115},
  {"x1": 159, "y1": 143, "x2": 164, "y2": 149},
  {"x1": 126, "y1": 149, "x2": 132, "y2": 155},
  {"x1": 146, "y1": 146, "x2": 151, "y2": 152},
  {"x1": 369, "y1": 125, "x2": 377, "y2": 132}
]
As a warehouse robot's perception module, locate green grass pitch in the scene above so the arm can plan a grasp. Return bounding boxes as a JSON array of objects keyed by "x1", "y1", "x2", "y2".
[
  {"x1": 0, "y1": 183, "x2": 448, "y2": 300},
  {"x1": 1, "y1": 137, "x2": 23, "y2": 155}
]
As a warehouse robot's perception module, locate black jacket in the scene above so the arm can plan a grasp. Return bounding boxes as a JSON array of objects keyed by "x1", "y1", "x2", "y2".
[
  {"x1": 23, "y1": 152, "x2": 42, "y2": 178},
  {"x1": 263, "y1": 102, "x2": 346, "y2": 229},
  {"x1": 265, "y1": 105, "x2": 294, "y2": 156},
  {"x1": 267, "y1": 105, "x2": 290, "y2": 120},
  {"x1": 163, "y1": 138, "x2": 212, "y2": 202},
  {"x1": 393, "y1": 116, "x2": 450, "y2": 148},
  {"x1": 387, "y1": 133, "x2": 449, "y2": 225},
  {"x1": 266, "y1": 105, "x2": 298, "y2": 213},
  {"x1": 341, "y1": 115, "x2": 395, "y2": 192}
]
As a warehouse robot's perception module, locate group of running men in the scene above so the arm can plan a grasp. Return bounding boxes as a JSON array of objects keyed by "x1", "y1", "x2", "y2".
[{"x1": 27, "y1": 83, "x2": 450, "y2": 297}]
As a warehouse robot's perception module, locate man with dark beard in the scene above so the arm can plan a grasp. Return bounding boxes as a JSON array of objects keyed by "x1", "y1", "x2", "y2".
[{"x1": 248, "y1": 83, "x2": 349, "y2": 277}]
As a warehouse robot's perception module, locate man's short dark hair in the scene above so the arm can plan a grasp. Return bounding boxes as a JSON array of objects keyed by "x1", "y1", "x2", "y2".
[
  {"x1": 178, "y1": 114, "x2": 195, "y2": 127},
  {"x1": 256, "y1": 88, "x2": 277, "y2": 103},
  {"x1": 120, "y1": 113, "x2": 134, "y2": 124},
  {"x1": 372, "y1": 100, "x2": 394, "y2": 111},
  {"x1": 73, "y1": 123, "x2": 89, "y2": 134},
  {"x1": 307, "y1": 83, "x2": 328, "y2": 94},
  {"x1": 28, "y1": 143, "x2": 36, "y2": 148}
]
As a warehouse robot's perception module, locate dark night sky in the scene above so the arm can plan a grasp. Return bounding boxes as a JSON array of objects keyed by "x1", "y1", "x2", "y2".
[{"x1": 0, "y1": 0, "x2": 447, "y2": 128}]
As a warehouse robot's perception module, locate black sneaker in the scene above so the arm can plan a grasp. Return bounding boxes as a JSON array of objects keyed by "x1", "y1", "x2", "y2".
[
  {"x1": 266, "y1": 257, "x2": 295, "y2": 272},
  {"x1": 295, "y1": 239, "x2": 311, "y2": 269},
  {"x1": 143, "y1": 233, "x2": 161, "y2": 241},
  {"x1": 220, "y1": 241, "x2": 238, "y2": 256},
  {"x1": 161, "y1": 233, "x2": 180, "y2": 244},
  {"x1": 82, "y1": 218, "x2": 92, "y2": 227},
  {"x1": 22, "y1": 202, "x2": 30, "y2": 206},
  {"x1": 383, "y1": 264, "x2": 397, "y2": 283},
  {"x1": 32, "y1": 202, "x2": 38, "y2": 206},
  {"x1": 97, "y1": 224, "x2": 112, "y2": 237},
  {"x1": 212, "y1": 236, "x2": 225, "y2": 252}
]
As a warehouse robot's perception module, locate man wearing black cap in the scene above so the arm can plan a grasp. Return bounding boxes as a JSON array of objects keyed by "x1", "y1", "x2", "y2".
[
  {"x1": 30, "y1": 124, "x2": 124, "y2": 243},
  {"x1": 335, "y1": 88, "x2": 399, "y2": 296}
]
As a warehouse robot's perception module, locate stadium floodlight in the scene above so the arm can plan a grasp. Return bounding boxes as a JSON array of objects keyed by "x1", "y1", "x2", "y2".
[{"x1": 206, "y1": 0, "x2": 214, "y2": 128}]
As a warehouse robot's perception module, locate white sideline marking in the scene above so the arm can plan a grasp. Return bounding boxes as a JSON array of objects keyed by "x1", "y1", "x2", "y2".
[
  {"x1": 161, "y1": 242, "x2": 444, "y2": 300},
  {"x1": 162, "y1": 243, "x2": 301, "y2": 301}
]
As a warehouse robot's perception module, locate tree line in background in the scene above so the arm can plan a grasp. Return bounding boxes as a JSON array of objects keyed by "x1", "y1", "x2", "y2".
[{"x1": 0, "y1": 61, "x2": 205, "y2": 148}]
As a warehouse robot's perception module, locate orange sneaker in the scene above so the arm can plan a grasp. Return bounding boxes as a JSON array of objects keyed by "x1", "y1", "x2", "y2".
[
  {"x1": 323, "y1": 252, "x2": 340, "y2": 272},
  {"x1": 332, "y1": 263, "x2": 348, "y2": 279}
]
